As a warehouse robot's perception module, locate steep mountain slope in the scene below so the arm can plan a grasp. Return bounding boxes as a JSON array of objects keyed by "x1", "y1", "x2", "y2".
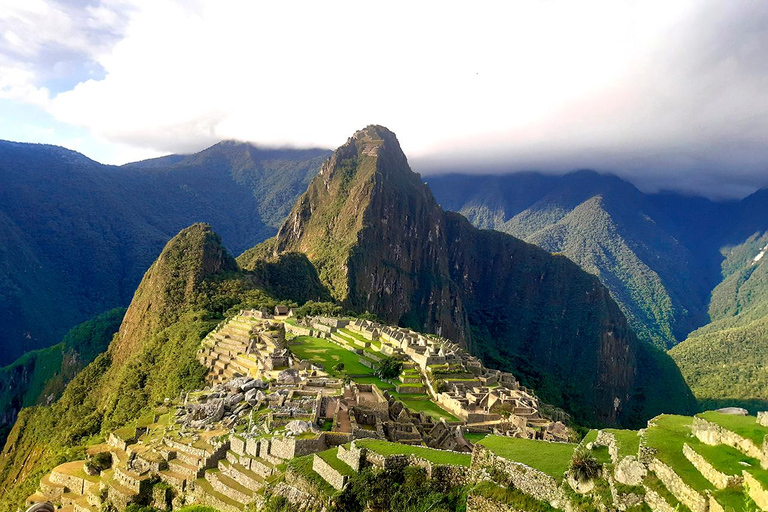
[
  {"x1": 265, "y1": 125, "x2": 696, "y2": 425},
  {"x1": 0, "y1": 308, "x2": 124, "y2": 445},
  {"x1": 670, "y1": 231, "x2": 768, "y2": 411},
  {"x1": 0, "y1": 223, "x2": 321, "y2": 507},
  {"x1": 0, "y1": 140, "x2": 328, "y2": 365},
  {"x1": 428, "y1": 172, "x2": 712, "y2": 348}
]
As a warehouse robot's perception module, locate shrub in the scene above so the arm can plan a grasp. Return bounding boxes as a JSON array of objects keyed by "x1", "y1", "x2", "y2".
[{"x1": 568, "y1": 449, "x2": 601, "y2": 483}]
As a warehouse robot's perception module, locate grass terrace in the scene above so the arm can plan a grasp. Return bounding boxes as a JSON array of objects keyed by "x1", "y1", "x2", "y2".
[
  {"x1": 478, "y1": 436, "x2": 576, "y2": 480},
  {"x1": 393, "y1": 395, "x2": 460, "y2": 422},
  {"x1": 354, "y1": 439, "x2": 471, "y2": 466},
  {"x1": 316, "y1": 447, "x2": 356, "y2": 476},
  {"x1": 644, "y1": 415, "x2": 713, "y2": 493},
  {"x1": 464, "y1": 432, "x2": 489, "y2": 443},
  {"x1": 604, "y1": 429, "x2": 641, "y2": 459},
  {"x1": 289, "y1": 336, "x2": 375, "y2": 376},
  {"x1": 339, "y1": 327, "x2": 380, "y2": 349},
  {"x1": 697, "y1": 411, "x2": 768, "y2": 446},
  {"x1": 287, "y1": 453, "x2": 337, "y2": 497}
]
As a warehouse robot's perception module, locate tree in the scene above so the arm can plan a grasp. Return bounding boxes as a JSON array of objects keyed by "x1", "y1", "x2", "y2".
[
  {"x1": 375, "y1": 357, "x2": 403, "y2": 380},
  {"x1": 333, "y1": 363, "x2": 345, "y2": 373}
]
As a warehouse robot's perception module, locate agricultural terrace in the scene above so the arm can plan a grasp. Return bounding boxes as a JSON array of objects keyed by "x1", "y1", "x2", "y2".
[
  {"x1": 479, "y1": 435, "x2": 576, "y2": 480},
  {"x1": 354, "y1": 439, "x2": 471, "y2": 467}
]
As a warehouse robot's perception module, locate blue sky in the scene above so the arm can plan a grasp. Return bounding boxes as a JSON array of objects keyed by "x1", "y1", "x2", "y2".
[{"x1": 1, "y1": 0, "x2": 768, "y2": 198}]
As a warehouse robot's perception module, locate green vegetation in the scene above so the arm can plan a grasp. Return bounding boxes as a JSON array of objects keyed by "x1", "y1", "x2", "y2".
[
  {"x1": 568, "y1": 449, "x2": 602, "y2": 482},
  {"x1": 354, "y1": 439, "x2": 471, "y2": 467},
  {"x1": 374, "y1": 356, "x2": 403, "y2": 380},
  {"x1": 478, "y1": 435, "x2": 576, "y2": 479},
  {"x1": 697, "y1": 412, "x2": 768, "y2": 446},
  {"x1": 335, "y1": 465, "x2": 468, "y2": 512},
  {"x1": 289, "y1": 336, "x2": 375, "y2": 377},
  {"x1": 0, "y1": 307, "x2": 124, "y2": 444},
  {"x1": 0, "y1": 139, "x2": 328, "y2": 373},
  {"x1": 671, "y1": 233, "x2": 768, "y2": 411}
]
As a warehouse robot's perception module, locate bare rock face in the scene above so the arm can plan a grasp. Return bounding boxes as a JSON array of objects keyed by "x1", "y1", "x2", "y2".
[
  {"x1": 268, "y1": 125, "x2": 686, "y2": 425},
  {"x1": 615, "y1": 456, "x2": 647, "y2": 486}
]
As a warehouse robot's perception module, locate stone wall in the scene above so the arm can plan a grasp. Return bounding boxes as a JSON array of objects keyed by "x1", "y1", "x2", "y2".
[
  {"x1": 49, "y1": 469, "x2": 87, "y2": 495},
  {"x1": 594, "y1": 430, "x2": 619, "y2": 463},
  {"x1": 757, "y1": 412, "x2": 768, "y2": 428},
  {"x1": 471, "y1": 444, "x2": 567, "y2": 509},
  {"x1": 337, "y1": 444, "x2": 365, "y2": 472},
  {"x1": 692, "y1": 417, "x2": 768, "y2": 469},
  {"x1": 614, "y1": 456, "x2": 647, "y2": 486},
  {"x1": 466, "y1": 495, "x2": 517, "y2": 512},
  {"x1": 269, "y1": 436, "x2": 328, "y2": 460},
  {"x1": 312, "y1": 454, "x2": 348, "y2": 490},
  {"x1": 272, "y1": 481, "x2": 327, "y2": 512},
  {"x1": 743, "y1": 471, "x2": 768, "y2": 511},
  {"x1": 643, "y1": 486, "x2": 677, "y2": 512},
  {"x1": 683, "y1": 444, "x2": 742, "y2": 489},
  {"x1": 649, "y1": 458, "x2": 707, "y2": 512}
]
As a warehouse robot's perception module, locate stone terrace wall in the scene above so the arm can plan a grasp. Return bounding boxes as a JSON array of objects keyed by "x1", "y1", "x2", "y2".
[
  {"x1": 594, "y1": 430, "x2": 619, "y2": 463},
  {"x1": 743, "y1": 472, "x2": 768, "y2": 511},
  {"x1": 692, "y1": 417, "x2": 768, "y2": 469},
  {"x1": 643, "y1": 486, "x2": 677, "y2": 512},
  {"x1": 758, "y1": 412, "x2": 768, "y2": 428},
  {"x1": 49, "y1": 468, "x2": 86, "y2": 495},
  {"x1": 337, "y1": 444, "x2": 365, "y2": 472},
  {"x1": 312, "y1": 454, "x2": 348, "y2": 490},
  {"x1": 471, "y1": 444, "x2": 567, "y2": 508},
  {"x1": 466, "y1": 495, "x2": 516, "y2": 512},
  {"x1": 649, "y1": 459, "x2": 708, "y2": 512},
  {"x1": 683, "y1": 444, "x2": 742, "y2": 489}
]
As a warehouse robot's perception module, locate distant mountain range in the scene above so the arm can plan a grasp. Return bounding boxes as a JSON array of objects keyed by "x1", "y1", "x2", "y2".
[
  {"x1": 3, "y1": 135, "x2": 768, "y2": 415},
  {"x1": 428, "y1": 171, "x2": 768, "y2": 410},
  {"x1": 0, "y1": 140, "x2": 329, "y2": 365}
]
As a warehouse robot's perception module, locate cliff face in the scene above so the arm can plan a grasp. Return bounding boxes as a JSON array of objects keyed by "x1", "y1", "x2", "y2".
[{"x1": 273, "y1": 125, "x2": 694, "y2": 425}]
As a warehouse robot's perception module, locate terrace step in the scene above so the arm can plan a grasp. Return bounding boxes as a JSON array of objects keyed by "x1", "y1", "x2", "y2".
[
  {"x1": 204, "y1": 469, "x2": 254, "y2": 505},
  {"x1": 220, "y1": 458, "x2": 265, "y2": 490},
  {"x1": 159, "y1": 469, "x2": 189, "y2": 492},
  {"x1": 194, "y1": 478, "x2": 245, "y2": 512},
  {"x1": 169, "y1": 458, "x2": 200, "y2": 477}
]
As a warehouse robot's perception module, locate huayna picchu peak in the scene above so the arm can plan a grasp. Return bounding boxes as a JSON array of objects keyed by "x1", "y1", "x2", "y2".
[{"x1": 261, "y1": 125, "x2": 695, "y2": 426}]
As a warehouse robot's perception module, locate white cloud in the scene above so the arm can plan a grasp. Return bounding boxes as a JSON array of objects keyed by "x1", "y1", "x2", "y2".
[{"x1": 4, "y1": 0, "x2": 768, "y2": 197}]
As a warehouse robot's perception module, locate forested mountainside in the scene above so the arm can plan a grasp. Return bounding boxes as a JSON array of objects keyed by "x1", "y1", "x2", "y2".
[
  {"x1": 428, "y1": 172, "x2": 768, "y2": 411},
  {"x1": 427, "y1": 172, "x2": 714, "y2": 349},
  {"x1": 670, "y1": 231, "x2": 768, "y2": 411},
  {"x1": 0, "y1": 140, "x2": 329, "y2": 365},
  {"x1": 0, "y1": 308, "x2": 124, "y2": 445},
  {"x1": 245, "y1": 125, "x2": 695, "y2": 426}
]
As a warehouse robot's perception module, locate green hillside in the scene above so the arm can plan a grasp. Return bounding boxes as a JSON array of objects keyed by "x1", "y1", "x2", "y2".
[
  {"x1": 0, "y1": 140, "x2": 328, "y2": 366},
  {"x1": 428, "y1": 172, "x2": 711, "y2": 349},
  {"x1": 0, "y1": 308, "x2": 124, "y2": 445},
  {"x1": 670, "y1": 232, "x2": 768, "y2": 411}
]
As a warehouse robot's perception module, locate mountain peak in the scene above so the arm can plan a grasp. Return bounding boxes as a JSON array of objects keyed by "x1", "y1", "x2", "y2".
[{"x1": 111, "y1": 223, "x2": 237, "y2": 364}]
